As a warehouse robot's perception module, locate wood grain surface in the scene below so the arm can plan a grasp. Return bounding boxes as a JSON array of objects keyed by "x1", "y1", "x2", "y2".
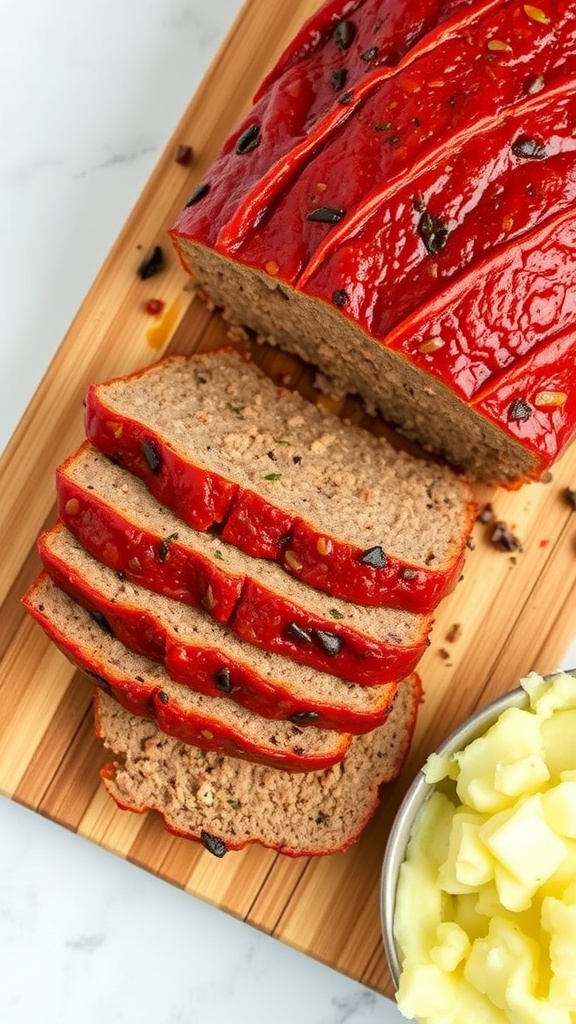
[{"x1": 1, "y1": 0, "x2": 575, "y2": 999}]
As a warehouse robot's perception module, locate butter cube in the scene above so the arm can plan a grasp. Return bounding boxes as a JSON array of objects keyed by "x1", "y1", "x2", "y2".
[
  {"x1": 542, "y1": 781, "x2": 576, "y2": 837},
  {"x1": 479, "y1": 795, "x2": 567, "y2": 891},
  {"x1": 456, "y1": 708, "x2": 545, "y2": 813},
  {"x1": 439, "y1": 811, "x2": 494, "y2": 890}
]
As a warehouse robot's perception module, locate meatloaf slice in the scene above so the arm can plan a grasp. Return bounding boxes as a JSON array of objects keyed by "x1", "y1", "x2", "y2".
[
  {"x1": 95, "y1": 672, "x2": 421, "y2": 857},
  {"x1": 57, "y1": 443, "x2": 433, "y2": 687},
  {"x1": 24, "y1": 574, "x2": 351, "y2": 772},
  {"x1": 39, "y1": 522, "x2": 400, "y2": 734},
  {"x1": 84, "y1": 349, "x2": 474, "y2": 612}
]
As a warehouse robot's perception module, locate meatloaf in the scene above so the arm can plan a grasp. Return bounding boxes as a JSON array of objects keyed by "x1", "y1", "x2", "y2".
[
  {"x1": 84, "y1": 348, "x2": 474, "y2": 612},
  {"x1": 95, "y1": 671, "x2": 421, "y2": 857},
  {"x1": 170, "y1": 0, "x2": 576, "y2": 483}
]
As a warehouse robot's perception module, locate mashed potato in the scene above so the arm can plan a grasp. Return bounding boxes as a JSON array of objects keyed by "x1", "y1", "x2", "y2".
[{"x1": 394, "y1": 671, "x2": 576, "y2": 1024}]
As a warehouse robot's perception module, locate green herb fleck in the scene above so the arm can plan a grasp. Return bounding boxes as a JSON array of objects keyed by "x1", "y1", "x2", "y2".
[
  {"x1": 227, "y1": 798, "x2": 242, "y2": 809},
  {"x1": 375, "y1": 121, "x2": 393, "y2": 132},
  {"x1": 226, "y1": 402, "x2": 242, "y2": 415},
  {"x1": 263, "y1": 472, "x2": 282, "y2": 481},
  {"x1": 329, "y1": 608, "x2": 345, "y2": 619},
  {"x1": 214, "y1": 550, "x2": 224, "y2": 561},
  {"x1": 158, "y1": 533, "x2": 178, "y2": 562},
  {"x1": 273, "y1": 437, "x2": 290, "y2": 445}
]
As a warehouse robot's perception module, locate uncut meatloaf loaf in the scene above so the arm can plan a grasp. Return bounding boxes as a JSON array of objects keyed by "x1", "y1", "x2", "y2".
[
  {"x1": 94, "y1": 672, "x2": 421, "y2": 857},
  {"x1": 39, "y1": 522, "x2": 400, "y2": 734},
  {"x1": 56, "y1": 443, "x2": 433, "y2": 687},
  {"x1": 170, "y1": 0, "x2": 576, "y2": 484},
  {"x1": 24, "y1": 575, "x2": 351, "y2": 772},
  {"x1": 84, "y1": 349, "x2": 474, "y2": 613}
]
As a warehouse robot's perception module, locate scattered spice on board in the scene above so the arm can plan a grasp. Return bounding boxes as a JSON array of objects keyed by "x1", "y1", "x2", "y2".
[
  {"x1": 137, "y1": 245, "x2": 165, "y2": 280},
  {"x1": 476, "y1": 502, "x2": 494, "y2": 524},
  {"x1": 565, "y1": 487, "x2": 576, "y2": 510},
  {"x1": 490, "y1": 521, "x2": 522, "y2": 553},
  {"x1": 174, "y1": 143, "x2": 193, "y2": 165},
  {"x1": 144, "y1": 298, "x2": 165, "y2": 316},
  {"x1": 445, "y1": 623, "x2": 462, "y2": 644}
]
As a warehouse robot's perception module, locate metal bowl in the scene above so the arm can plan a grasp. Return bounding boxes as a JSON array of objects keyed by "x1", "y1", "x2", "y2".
[{"x1": 380, "y1": 684, "x2": 528, "y2": 990}]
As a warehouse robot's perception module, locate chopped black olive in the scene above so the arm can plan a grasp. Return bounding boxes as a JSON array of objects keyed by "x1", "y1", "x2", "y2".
[
  {"x1": 332, "y1": 289, "x2": 348, "y2": 306},
  {"x1": 142, "y1": 438, "x2": 162, "y2": 474},
  {"x1": 307, "y1": 206, "x2": 346, "y2": 223},
  {"x1": 84, "y1": 670, "x2": 112, "y2": 694},
  {"x1": 286, "y1": 622, "x2": 314, "y2": 645},
  {"x1": 333, "y1": 19, "x2": 356, "y2": 50},
  {"x1": 508, "y1": 397, "x2": 532, "y2": 422},
  {"x1": 358, "y1": 545, "x2": 387, "y2": 568},
  {"x1": 137, "y1": 245, "x2": 164, "y2": 280},
  {"x1": 157, "y1": 691, "x2": 169, "y2": 705},
  {"x1": 235, "y1": 123, "x2": 261, "y2": 155},
  {"x1": 565, "y1": 487, "x2": 576, "y2": 510},
  {"x1": 417, "y1": 211, "x2": 449, "y2": 255},
  {"x1": 511, "y1": 136, "x2": 547, "y2": 160},
  {"x1": 338, "y1": 90, "x2": 354, "y2": 105},
  {"x1": 289, "y1": 711, "x2": 321, "y2": 724},
  {"x1": 200, "y1": 831, "x2": 228, "y2": 858},
  {"x1": 278, "y1": 531, "x2": 292, "y2": 548},
  {"x1": 330, "y1": 68, "x2": 347, "y2": 90},
  {"x1": 215, "y1": 667, "x2": 233, "y2": 693},
  {"x1": 292, "y1": 454, "x2": 302, "y2": 465},
  {"x1": 361, "y1": 46, "x2": 379, "y2": 61},
  {"x1": 313, "y1": 629, "x2": 343, "y2": 656},
  {"x1": 184, "y1": 182, "x2": 211, "y2": 207},
  {"x1": 89, "y1": 610, "x2": 113, "y2": 635}
]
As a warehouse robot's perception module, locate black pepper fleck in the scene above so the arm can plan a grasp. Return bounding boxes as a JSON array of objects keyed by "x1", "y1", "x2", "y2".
[
  {"x1": 332, "y1": 289, "x2": 348, "y2": 306},
  {"x1": 361, "y1": 46, "x2": 379, "y2": 61},
  {"x1": 565, "y1": 487, "x2": 576, "y2": 510},
  {"x1": 157, "y1": 691, "x2": 169, "y2": 705},
  {"x1": 289, "y1": 710, "x2": 321, "y2": 724},
  {"x1": 338, "y1": 90, "x2": 354, "y2": 105}
]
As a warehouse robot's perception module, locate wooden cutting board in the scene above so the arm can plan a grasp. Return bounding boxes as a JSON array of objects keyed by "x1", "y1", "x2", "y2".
[{"x1": 1, "y1": 0, "x2": 575, "y2": 1000}]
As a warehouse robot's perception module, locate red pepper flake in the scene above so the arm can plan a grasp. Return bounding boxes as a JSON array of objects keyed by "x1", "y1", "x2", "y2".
[
  {"x1": 174, "y1": 143, "x2": 193, "y2": 165},
  {"x1": 491, "y1": 521, "x2": 522, "y2": 552},
  {"x1": 144, "y1": 298, "x2": 165, "y2": 316},
  {"x1": 137, "y1": 245, "x2": 164, "y2": 280},
  {"x1": 539, "y1": 538, "x2": 550, "y2": 548},
  {"x1": 438, "y1": 648, "x2": 451, "y2": 661}
]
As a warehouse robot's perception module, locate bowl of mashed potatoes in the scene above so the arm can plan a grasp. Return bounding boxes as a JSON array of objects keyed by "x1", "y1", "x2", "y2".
[{"x1": 381, "y1": 670, "x2": 576, "y2": 1024}]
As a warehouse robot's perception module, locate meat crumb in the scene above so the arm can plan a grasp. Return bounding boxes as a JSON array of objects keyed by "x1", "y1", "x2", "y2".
[{"x1": 490, "y1": 521, "x2": 522, "y2": 553}]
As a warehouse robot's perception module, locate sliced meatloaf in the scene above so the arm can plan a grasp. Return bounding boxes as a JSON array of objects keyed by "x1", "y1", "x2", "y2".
[
  {"x1": 84, "y1": 349, "x2": 474, "y2": 612},
  {"x1": 169, "y1": 0, "x2": 576, "y2": 483},
  {"x1": 57, "y1": 443, "x2": 435, "y2": 687},
  {"x1": 95, "y1": 671, "x2": 422, "y2": 856},
  {"x1": 24, "y1": 574, "x2": 352, "y2": 772},
  {"x1": 39, "y1": 522, "x2": 400, "y2": 733}
]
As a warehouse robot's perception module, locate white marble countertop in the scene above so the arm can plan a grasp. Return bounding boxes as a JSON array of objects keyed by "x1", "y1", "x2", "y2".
[
  {"x1": 0, "y1": 2, "x2": 406, "y2": 1021},
  {"x1": 2, "y1": 4, "x2": 575, "y2": 1023}
]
